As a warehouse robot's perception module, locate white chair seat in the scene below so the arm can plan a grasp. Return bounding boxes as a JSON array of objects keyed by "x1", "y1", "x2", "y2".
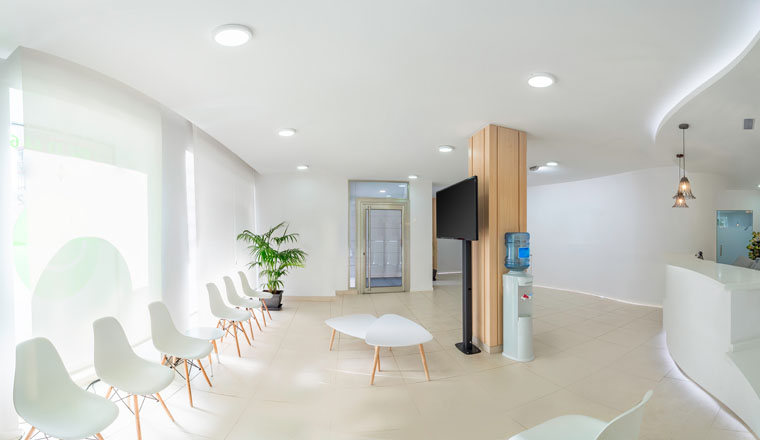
[
  {"x1": 509, "y1": 415, "x2": 606, "y2": 440},
  {"x1": 157, "y1": 336, "x2": 213, "y2": 360},
  {"x1": 244, "y1": 290, "x2": 273, "y2": 300},
  {"x1": 365, "y1": 314, "x2": 433, "y2": 347},
  {"x1": 325, "y1": 314, "x2": 377, "y2": 339},
  {"x1": 217, "y1": 306, "x2": 251, "y2": 322},
  {"x1": 185, "y1": 327, "x2": 225, "y2": 341},
  {"x1": 98, "y1": 360, "x2": 175, "y2": 397},
  {"x1": 34, "y1": 390, "x2": 119, "y2": 440},
  {"x1": 229, "y1": 294, "x2": 262, "y2": 309}
]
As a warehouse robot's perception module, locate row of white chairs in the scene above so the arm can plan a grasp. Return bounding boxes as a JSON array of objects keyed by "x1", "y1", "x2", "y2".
[{"x1": 13, "y1": 271, "x2": 274, "y2": 440}]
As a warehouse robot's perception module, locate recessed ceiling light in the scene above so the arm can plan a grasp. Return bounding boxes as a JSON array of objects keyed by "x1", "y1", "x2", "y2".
[
  {"x1": 408, "y1": 175, "x2": 419, "y2": 180},
  {"x1": 398, "y1": 184, "x2": 405, "y2": 187},
  {"x1": 438, "y1": 145, "x2": 455, "y2": 153},
  {"x1": 528, "y1": 73, "x2": 556, "y2": 88},
  {"x1": 296, "y1": 165, "x2": 309, "y2": 171},
  {"x1": 386, "y1": 195, "x2": 391, "y2": 197},
  {"x1": 278, "y1": 128, "x2": 296, "y2": 137},
  {"x1": 757, "y1": 184, "x2": 760, "y2": 188},
  {"x1": 546, "y1": 161, "x2": 559, "y2": 167},
  {"x1": 379, "y1": 190, "x2": 387, "y2": 193},
  {"x1": 213, "y1": 24, "x2": 253, "y2": 47}
]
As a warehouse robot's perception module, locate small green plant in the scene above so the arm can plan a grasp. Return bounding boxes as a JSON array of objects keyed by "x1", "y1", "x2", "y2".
[
  {"x1": 237, "y1": 222, "x2": 307, "y2": 293},
  {"x1": 749, "y1": 232, "x2": 760, "y2": 260}
]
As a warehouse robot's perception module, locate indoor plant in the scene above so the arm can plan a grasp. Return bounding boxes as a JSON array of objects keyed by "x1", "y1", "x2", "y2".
[
  {"x1": 748, "y1": 232, "x2": 760, "y2": 260},
  {"x1": 237, "y1": 222, "x2": 307, "y2": 309}
]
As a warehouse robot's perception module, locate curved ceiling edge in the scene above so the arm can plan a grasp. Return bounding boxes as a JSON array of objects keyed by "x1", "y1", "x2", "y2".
[{"x1": 652, "y1": 27, "x2": 760, "y2": 141}]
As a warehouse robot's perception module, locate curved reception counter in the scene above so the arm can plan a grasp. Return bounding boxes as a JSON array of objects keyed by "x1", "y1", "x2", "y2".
[{"x1": 664, "y1": 257, "x2": 760, "y2": 435}]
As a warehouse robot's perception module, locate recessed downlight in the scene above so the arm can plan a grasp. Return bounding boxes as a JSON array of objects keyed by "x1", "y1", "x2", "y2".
[
  {"x1": 278, "y1": 128, "x2": 297, "y2": 137},
  {"x1": 528, "y1": 73, "x2": 556, "y2": 88},
  {"x1": 379, "y1": 190, "x2": 387, "y2": 193},
  {"x1": 213, "y1": 24, "x2": 253, "y2": 47},
  {"x1": 398, "y1": 184, "x2": 405, "y2": 188},
  {"x1": 546, "y1": 161, "x2": 559, "y2": 167},
  {"x1": 438, "y1": 145, "x2": 455, "y2": 153},
  {"x1": 408, "y1": 175, "x2": 419, "y2": 180},
  {"x1": 296, "y1": 165, "x2": 309, "y2": 171}
]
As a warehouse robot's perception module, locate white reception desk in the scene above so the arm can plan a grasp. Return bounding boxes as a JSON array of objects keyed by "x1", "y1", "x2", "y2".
[{"x1": 664, "y1": 256, "x2": 760, "y2": 435}]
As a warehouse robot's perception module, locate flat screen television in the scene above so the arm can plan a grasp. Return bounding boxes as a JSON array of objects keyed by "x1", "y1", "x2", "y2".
[{"x1": 436, "y1": 176, "x2": 478, "y2": 241}]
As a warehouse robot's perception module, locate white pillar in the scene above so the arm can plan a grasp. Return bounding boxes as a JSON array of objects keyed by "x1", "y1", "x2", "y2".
[{"x1": 409, "y1": 178, "x2": 433, "y2": 292}]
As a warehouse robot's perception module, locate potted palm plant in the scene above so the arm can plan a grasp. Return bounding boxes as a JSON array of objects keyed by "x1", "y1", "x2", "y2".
[{"x1": 237, "y1": 222, "x2": 307, "y2": 310}]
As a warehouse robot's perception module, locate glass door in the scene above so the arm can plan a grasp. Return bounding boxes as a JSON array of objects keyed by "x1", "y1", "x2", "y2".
[
  {"x1": 717, "y1": 210, "x2": 754, "y2": 264},
  {"x1": 358, "y1": 201, "x2": 408, "y2": 293}
]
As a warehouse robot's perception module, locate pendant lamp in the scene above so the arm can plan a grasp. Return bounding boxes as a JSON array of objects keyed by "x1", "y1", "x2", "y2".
[{"x1": 678, "y1": 123, "x2": 695, "y2": 199}]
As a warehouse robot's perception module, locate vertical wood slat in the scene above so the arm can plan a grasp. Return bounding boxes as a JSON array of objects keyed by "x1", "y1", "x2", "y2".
[{"x1": 467, "y1": 124, "x2": 527, "y2": 350}]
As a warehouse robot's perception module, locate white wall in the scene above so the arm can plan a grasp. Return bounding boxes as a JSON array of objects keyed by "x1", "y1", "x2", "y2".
[
  {"x1": 410, "y1": 179, "x2": 433, "y2": 292},
  {"x1": 193, "y1": 128, "x2": 256, "y2": 323},
  {"x1": 437, "y1": 239, "x2": 462, "y2": 273},
  {"x1": 528, "y1": 167, "x2": 727, "y2": 306},
  {"x1": 254, "y1": 172, "x2": 349, "y2": 296}
]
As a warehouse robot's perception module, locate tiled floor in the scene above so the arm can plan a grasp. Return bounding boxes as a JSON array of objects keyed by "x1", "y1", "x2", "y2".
[{"x1": 62, "y1": 275, "x2": 755, "y2": 439}]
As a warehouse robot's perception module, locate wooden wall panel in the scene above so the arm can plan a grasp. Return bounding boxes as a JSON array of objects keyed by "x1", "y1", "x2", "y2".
[{"x1": 467, "y1": 124, "x2": 527, "y2": 351}]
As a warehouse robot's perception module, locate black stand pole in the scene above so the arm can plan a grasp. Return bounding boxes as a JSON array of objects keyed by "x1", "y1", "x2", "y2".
[{"x1": 455, "y1": 239, "x2": 481, "y2": 355}]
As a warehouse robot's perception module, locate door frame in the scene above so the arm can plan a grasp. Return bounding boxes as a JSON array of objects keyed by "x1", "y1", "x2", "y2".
[{"x1": 357, "y1": 198, "x2": 410, "y2": 294}]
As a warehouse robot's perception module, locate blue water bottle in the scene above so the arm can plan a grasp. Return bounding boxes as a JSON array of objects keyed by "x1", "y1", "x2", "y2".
[{"x1": 505, "y1": 232, "x2": 530, "y2": 272}]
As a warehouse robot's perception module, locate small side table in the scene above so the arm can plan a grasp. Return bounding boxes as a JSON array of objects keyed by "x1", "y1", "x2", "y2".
[{"x1": 185, "y1": 327, "x2": 225, "y2": 376}]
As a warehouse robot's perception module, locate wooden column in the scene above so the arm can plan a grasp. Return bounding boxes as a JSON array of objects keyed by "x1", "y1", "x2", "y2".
[{"x1": 468, "y1": 124, "x2": 527, "y2": 352}]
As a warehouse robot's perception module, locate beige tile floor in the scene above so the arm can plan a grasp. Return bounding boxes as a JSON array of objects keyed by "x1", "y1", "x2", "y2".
[{"x1": 67, "y1": 275, "x2": 756, "y2": 440}]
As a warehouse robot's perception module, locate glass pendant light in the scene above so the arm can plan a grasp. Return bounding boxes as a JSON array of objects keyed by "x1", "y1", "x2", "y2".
[
  {"x1": 678, "y1": 123, "x2": 696, "y2": 199},
  {"x1": 672, "y1": 153, "x2": 684, "y2": 200}
]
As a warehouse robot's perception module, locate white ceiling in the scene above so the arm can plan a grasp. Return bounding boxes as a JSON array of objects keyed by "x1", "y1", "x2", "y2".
[
  {"x1": 2, "y1": 0, "x2": 760, "y2": 187},
  {"x1": 655, "y1": 36, "x2": 760, "y2": 191}
]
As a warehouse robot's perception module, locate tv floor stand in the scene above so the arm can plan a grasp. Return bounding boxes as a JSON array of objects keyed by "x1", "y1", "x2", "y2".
[{"x1": 455, "y1": 239, "x2": 481, "y2": 355}]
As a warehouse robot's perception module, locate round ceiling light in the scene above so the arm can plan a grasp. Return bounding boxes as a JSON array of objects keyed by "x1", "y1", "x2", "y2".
[
  {"x1": 379, "y1": 190, "x2": 387, "y2": 193},
  {"x1": 213, "y1": 24, "x2": 253, "y2": 47},
  {"x1": 528, "y1": 73, "x2": 556, "y2": 88},
  {"x1": 278, "y1": 128, "x2": 297, "y2": 137},
  {"x1": 296, "y1": 165, "x2": 309, "y2": 171},
  {"x1": 546, "y1": 161, "x2": 559, "y2": 167},
  {"x1": 408, "y1": 174, "x2": 419, "y2": 180},
  {"x1": 438, "y1": 145, "x2": 455, "y2": 153}
]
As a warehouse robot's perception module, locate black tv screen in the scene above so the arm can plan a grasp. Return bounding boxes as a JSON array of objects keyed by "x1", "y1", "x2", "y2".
[{"x1": 436, "y1": 176, "x2": 478, "y2": 241}]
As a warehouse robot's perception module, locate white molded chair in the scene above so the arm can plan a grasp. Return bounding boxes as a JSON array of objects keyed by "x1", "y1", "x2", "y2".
[
  {"x1": 94, "y1": 317, "x2": 175, "y2": 439},
  {"x1": 223, "y1": 276, "x2": 264, "y2": 331},
  {"x1": 207, "y1": 282, "x2": 253, "y2": 357},
  {"x1": 508, "y1": 390, "x2": 653, "y2": 440},
  {"x1": 14, "y1": 337, "x2": 118, "y2": 440},
  {"x1": 148, "y1": 301, "x2": 213, "y2": 408},
  {"x1": 238, "y1": 270, "x2": 273, "y2": 321}
]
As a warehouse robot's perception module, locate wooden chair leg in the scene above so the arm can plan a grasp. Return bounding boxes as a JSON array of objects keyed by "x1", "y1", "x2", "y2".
[
  {"x1": 198, "y1": 359, "x2": 212, "y2": 387},
  {"x1": 105, "y1": 386, "x2": 113, "y2": 399},
  {"x1": 247, "y1": 318, "x2": 255, "y2": 340},
  {"x1": 133, "y1": 394, "x2": 142, "y2": 440},
  {"x1": 212, "y1": 339, "x2": 219, "y2": 355},
  {"x1": 329, "y1": 329, "x2": 336, "y2": 351},
  {"x1": 261, "y1": 307, "x2": 267, "y2": 327},
  {"x1": 370, "y1": 346, "x2": 380, "y2": 385},
  {"x1": 233, "y1": 323, "x2": 241, "y2": 357},
  {"x1": 208, "y1": 354, "x2": 213, "y2": 365},
  {"x1": 251, "y1": 310, "x2": 263, "y2": 331},
  {"x1": 419, "y1": 344, "x2": 430, "y2": 381},
  {"x1": 156, "y1": 392, "x2": 174, "y2": 422},
  {"x1": 262, "y1": 299, "x2": 272, "y2": 319},
  {"x1": 238, "y1": 322, "x2": 252, "y2": 345},
  {"x1": 23, "y1": 427, "x2": 36, "y2": 440},
  {"x1": 184, "y1": 359, "x2": 193, "y2": 408},
  {"x1": 96, "y1": 434, "x2": 105, "y2": 440}
]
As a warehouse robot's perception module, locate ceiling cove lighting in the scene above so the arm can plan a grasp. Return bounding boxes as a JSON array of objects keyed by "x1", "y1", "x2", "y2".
[
  {"x1": 213, "y1": 24, "x2": 253, "y2": 47},
  {"x1": 546, "y1": 161, "x2": 559, "y2": 167},
  {"x1": 278, "y1": 128, "x2": 296, "y2": 137},
  {"x1": 528, "y1": 73, "x2": 556, "y2": 88},
  {"x1": 296, "y1": 165, "x2": 309, "y2": 171},
  {"x1": 438, "y1": 145, "x2": 455, "y2": 153},
  {"x1": 408, "y1": 175, "x2": 419, "y2": 180}
]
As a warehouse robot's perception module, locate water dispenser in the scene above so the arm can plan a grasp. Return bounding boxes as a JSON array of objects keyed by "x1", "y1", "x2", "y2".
[{"x1": 503, "y1": 232, "x2": 534, "y2": 362}]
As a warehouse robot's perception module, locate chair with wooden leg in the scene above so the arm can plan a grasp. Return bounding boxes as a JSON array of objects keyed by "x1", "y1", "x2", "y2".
[
  {"x1": 238, "y1": 270, "x2": 274, "y2": 321},
  {"x1": 223, "y1": 276, "x2": 264, "y2": 333},
  {"x1": 148, "y1": 301, "x2": 213, "y2": 408},
  {"x1": 93, "y1": 317, "x2": 176, "y2": 439},
  {"x1": 207, "y1": 282, "x2": 254, "y2": 357},
  {"x1": 14, "y1": 337, "x2": 118, "y2": 440}
]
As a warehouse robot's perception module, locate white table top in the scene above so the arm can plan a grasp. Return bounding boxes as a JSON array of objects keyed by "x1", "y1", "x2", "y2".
[
  {"x1": 325, "y1": 314, "x2": 377, "y2": 339},
  {"x1": 667, "y1": 254, "x2": 760, "y2": 290},
  {"x1": 185, "y1": 327, "x2": 225, "y2": 341},
  {"x1": 365, "y1": 314, "x2": 432, "y2": 347}
]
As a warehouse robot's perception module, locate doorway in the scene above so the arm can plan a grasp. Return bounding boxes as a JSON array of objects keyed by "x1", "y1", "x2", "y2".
[
  {"x1": 717, "y1": 210, "x2": 753, "y2": 264},
  {"x1": 357, "y1": 199, "x2": 409, "y2": 293}
]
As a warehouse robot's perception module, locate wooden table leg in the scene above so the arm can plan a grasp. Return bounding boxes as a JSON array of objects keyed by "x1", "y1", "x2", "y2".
[
  {"x1": 370, "y1": 346, "x2": 380, "y2": 385},
  {"x1": 156, "y1": 392, "x2": 174, "y2": 422},
  {"x1": 419, "y1": 344, "x2": 430, "y2": 381},
  {"x1": 133, "y1": 394, "x2": 142, "y2": 440},
  {"x1": 329, "y1": 329, "x2": 336, "y2": 351},
  {"x1": 184, "y1": 359, "x2": 193, "y2": 408}
]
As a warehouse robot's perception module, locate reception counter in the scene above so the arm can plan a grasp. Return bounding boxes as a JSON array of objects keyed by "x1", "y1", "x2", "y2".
[{"x1": 664, "y1": 256, "x2": 760, "y2": 436}]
